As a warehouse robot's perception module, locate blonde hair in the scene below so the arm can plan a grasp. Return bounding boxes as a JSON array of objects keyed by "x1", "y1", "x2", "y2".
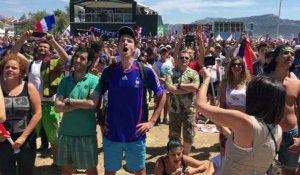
[{"x1": 223, "y1": 56, "x2": 251, "y2": 87}]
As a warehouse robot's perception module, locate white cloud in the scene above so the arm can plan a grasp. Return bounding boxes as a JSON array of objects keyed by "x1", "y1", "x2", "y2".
[{"x1": 137, "y1": 0, "x2": 256, "y2": 14}]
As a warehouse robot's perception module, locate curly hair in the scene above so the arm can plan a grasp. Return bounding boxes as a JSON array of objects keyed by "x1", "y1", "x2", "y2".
[{"x1": 0, "y1": 53, "x2": 28, "y2": 80}]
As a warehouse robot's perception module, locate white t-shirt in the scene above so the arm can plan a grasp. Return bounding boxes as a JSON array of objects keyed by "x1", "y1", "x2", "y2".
[
  {"x1": 28, "y1": 60, "x2": 55, "y2": 102},
  {"x1": 210, "y1": 65, "x2": 225, "y2": 82},
  {"x1": 152, "y1": 59, "x2": 174, "y2": 78}
]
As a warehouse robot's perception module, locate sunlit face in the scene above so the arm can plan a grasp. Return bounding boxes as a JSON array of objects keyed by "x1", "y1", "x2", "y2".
[
  {"x1": 179, "y1": 52, "x2": 190, "y2": 66},
  {"x1": 3, "y1": 60, "x2": 21, "y2": 80},
  {"x1": 118, "y1": 35, "x2": 136, "y2": 59},
  {"x1": 276, "y1": 50, "x2": 294, "y2": 69},
  {"x1": 37, "y1": 43, "x2": 51, "y2": 56},
  {"x1": 72, "y1": 52, "x2": 90, "y2": 72},
  {"x1": 160, "y1": 51, "x2": 169, "y2": 61},
  {"x1": 167, "y1": 147, "x2": 183, "y2": 166},
  {"x1": 230, "y1": 60, "x2": 243, "y2": 74}
]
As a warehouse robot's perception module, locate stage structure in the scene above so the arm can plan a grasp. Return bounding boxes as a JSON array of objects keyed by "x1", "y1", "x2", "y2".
[{"x1": 69, "y1": 0, "x2": 163, "y2": 36}]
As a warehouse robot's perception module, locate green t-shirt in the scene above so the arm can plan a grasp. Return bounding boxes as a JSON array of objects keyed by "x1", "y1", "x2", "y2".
[
  {"x1": 57, "y1": 73, "x2": 100, "y2": 136},
  {"x1": 166, "y1": 67, "x2": 200, "y2": 114}
]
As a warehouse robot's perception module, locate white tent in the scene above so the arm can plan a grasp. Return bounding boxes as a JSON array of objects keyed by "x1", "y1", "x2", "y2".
[
  {"x1": 227, "y1": 34, "x2": 233, "y2": 41},
  {"x1": 215, "y1": 34, "x2": 223, "y2": 41}
]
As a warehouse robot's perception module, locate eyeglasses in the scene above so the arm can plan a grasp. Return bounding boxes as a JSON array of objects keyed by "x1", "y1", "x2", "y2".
[
  {"x1": 180, "y1": 56, "x2": 189, "y2": 60},
  {"x1": 231, "y1": 63, "x2": 242, "y2": 67}
]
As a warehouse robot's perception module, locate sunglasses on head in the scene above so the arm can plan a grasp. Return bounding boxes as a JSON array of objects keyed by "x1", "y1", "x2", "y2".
[
  {"x1": 180, "y1": 56, "x2": 189, "y2": 60},
  {"x1": 231, "y1": 63, "x2": 242, "y2": 67}
]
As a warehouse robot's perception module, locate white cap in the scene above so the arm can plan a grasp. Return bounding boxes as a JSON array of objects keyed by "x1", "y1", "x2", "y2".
[{"x1": 294, "y1": 45, "x2": 300, "y2": 52}]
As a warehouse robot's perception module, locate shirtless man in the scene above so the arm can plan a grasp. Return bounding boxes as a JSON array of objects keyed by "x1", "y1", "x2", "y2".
[{"x1": 264, "y1": 44, "x2": 300, "y2": 175}]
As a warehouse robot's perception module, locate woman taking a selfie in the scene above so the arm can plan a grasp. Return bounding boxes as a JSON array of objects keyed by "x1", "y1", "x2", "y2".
[
  {"x1": 0, "y1": 54, "x2": 41, "y2": 175},
  {"x1": 196, "y1": 68, "x2": 284, "y2": 175}
]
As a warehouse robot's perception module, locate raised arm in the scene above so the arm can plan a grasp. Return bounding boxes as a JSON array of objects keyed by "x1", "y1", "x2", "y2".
[
  {"x1": 46, "y1": 33, "x2": 68, "y2": 66},
  {"x1": 195, "y1": 67, "x2": 253, "y2": 148},
  {"x1": 173, "y1": 35, "x2": 184, "y2": 67},
  {"x1": 195, "y1": 26, "x2": 205, "y2": 65},
  {"x1": 10, "y1": 30, "x2": 32, "y2": 54}
]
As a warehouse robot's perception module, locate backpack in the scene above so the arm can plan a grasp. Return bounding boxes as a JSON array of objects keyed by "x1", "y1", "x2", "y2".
[{"x1": 97, "y1": 61, "x2": 149, "y2": 125}]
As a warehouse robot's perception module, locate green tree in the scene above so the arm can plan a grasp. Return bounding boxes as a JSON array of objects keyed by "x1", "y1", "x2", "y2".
[
  {"x1": 19, "y1": 14, "x2": 27, "y2": 21},
  {"x1": 52, "y1": 8, "x2": 70, "y2": 36}
]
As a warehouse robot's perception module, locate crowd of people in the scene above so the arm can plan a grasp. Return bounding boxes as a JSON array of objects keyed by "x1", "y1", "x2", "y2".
[{"x1": 0, "y1": 24, "x2": 299, "y2": 175}]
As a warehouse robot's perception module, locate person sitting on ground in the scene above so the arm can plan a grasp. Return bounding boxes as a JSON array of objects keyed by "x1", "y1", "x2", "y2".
[{"x1": 154, "y1": 135, "x2": 206, "y2": 175}]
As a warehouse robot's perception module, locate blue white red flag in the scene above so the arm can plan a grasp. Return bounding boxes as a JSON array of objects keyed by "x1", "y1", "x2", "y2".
[
  {"x1": 237, "y1": 40, "x2": 253, "y2": 75},
  {"x1": 35, "y1": 15, "x2": 55, "y2": 32}
]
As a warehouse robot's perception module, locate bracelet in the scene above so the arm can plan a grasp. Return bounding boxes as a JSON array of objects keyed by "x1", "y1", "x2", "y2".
[{"x1": 177, "y1": 83, "x2": 181, "y2": 89}]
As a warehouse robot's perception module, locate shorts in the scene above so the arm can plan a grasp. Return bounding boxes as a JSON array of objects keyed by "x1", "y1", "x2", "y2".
[
  {"x1": 36, "y1": 101, "x2": 59, "y2": 144},
  {"x1": 169, "y1": 112, "x2": 195, "y2": 144},
  {"x1": 56, "y1": 135, "x2": 98, "y2": 169},
  {"x1": 103, "y1": 136, "x2": 146, "y2": 172},
  {"x1": 278, "y1": 127, "x2": 300, "y2": 168}
]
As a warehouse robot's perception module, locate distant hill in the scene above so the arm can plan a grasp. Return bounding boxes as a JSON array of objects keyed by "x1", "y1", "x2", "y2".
[{"x1": 164, "y1": 14, "x2": 300, "y2": 38}]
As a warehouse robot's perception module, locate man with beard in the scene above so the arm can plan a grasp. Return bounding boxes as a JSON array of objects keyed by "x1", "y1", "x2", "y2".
[
  {"x1": 100, "y1": 26, "x2": 166, "y2": 175},
  {"x1": 11, "y1": 30, "x2": 68, "y2": 167},
  {"x1": 54, "y1": 49, "x2": 100, "y2": 175}
]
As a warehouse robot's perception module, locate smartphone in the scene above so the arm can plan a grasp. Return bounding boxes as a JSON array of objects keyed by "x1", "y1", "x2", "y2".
[
  {"x1": 32, "y1": 32, "x2": 46, "y2": 38},
  {"x1": 204, "y1": 56, "x2": 216, "y2": 66},
  {"x1": 185, "y1": 35, "x2": 195, "y2": 47}
]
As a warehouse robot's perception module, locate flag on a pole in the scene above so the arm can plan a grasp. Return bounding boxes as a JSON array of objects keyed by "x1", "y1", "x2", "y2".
[
  {"x1": 35, "y1": 15, "x2": 55, "y2": 32},
  {"x1": 0, "y1": 123, "x2": 9, "y2": 136},
  {"x1": 0, "y1": 123, "x2": 20, "y2": 154},
  {"x1": 62, "y1": 25, "x2": 71, "y2": 36},
  {"x1": 237, "y1": 40, "x2": 253, "y2": 75}
]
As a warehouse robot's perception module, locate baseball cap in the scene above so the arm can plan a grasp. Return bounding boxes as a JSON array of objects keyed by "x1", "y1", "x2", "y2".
[
  {"x1": 118, "y1": 26, "x2": 136, "y2": 44},
  {"x1": 165, "y1": 45, "x2": 172, "y2": 50},
  {"x1": 64, "y1": 45, "x2": 73, "y2": 52},
  {"x1": 160, "y1": 47, "x2": 168, "y2": 53}
]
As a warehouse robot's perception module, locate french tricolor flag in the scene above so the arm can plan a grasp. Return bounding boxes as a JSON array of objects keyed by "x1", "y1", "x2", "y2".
[
  {"x1": 237, "y1": 40, "x2": 253, "y2": 75},
  {"x1": 35, "y1": 15, "x2": 55, "y2": 32}
]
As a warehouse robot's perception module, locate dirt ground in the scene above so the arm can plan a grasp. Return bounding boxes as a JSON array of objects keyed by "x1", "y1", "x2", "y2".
[{"x1": 33, "y1": 102, "x2": 219, "y2": 175}]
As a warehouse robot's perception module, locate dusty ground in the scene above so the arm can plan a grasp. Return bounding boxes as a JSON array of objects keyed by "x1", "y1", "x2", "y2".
[{"x1": 33, "y1": 102, "x2": 219, "y2": 175}]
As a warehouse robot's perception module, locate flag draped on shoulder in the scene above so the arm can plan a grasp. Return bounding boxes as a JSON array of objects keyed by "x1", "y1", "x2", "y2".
[
  {"x1": 237, "y1": 40, "x2": 253, "y2": 75},
  {"x1": 35, "y1": 15, "x2": 55, "y2": 32}
]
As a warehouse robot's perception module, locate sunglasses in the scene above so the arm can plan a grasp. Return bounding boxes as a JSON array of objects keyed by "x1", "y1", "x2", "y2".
[
  {"x1": 180, "y1": 56, "x2": 189, "y2": 60},
  {"x1": 231, "y1": 63, "x2": 243, "y2": 67}
]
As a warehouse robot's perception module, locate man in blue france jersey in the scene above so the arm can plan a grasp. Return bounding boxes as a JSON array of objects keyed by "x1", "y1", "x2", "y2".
[{"x1": 100, "y1": 26, "x2": 166, "y2": 175}]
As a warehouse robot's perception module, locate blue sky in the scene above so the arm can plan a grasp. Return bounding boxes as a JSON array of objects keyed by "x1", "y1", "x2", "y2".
[{"x1": 1, "y1": 0, "x2": 299, "y2": 24}]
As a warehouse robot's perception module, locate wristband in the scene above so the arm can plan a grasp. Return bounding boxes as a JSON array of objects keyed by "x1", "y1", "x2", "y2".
[{"x1": 177, "y1": 83, "x2": 181, "y2": 89}]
